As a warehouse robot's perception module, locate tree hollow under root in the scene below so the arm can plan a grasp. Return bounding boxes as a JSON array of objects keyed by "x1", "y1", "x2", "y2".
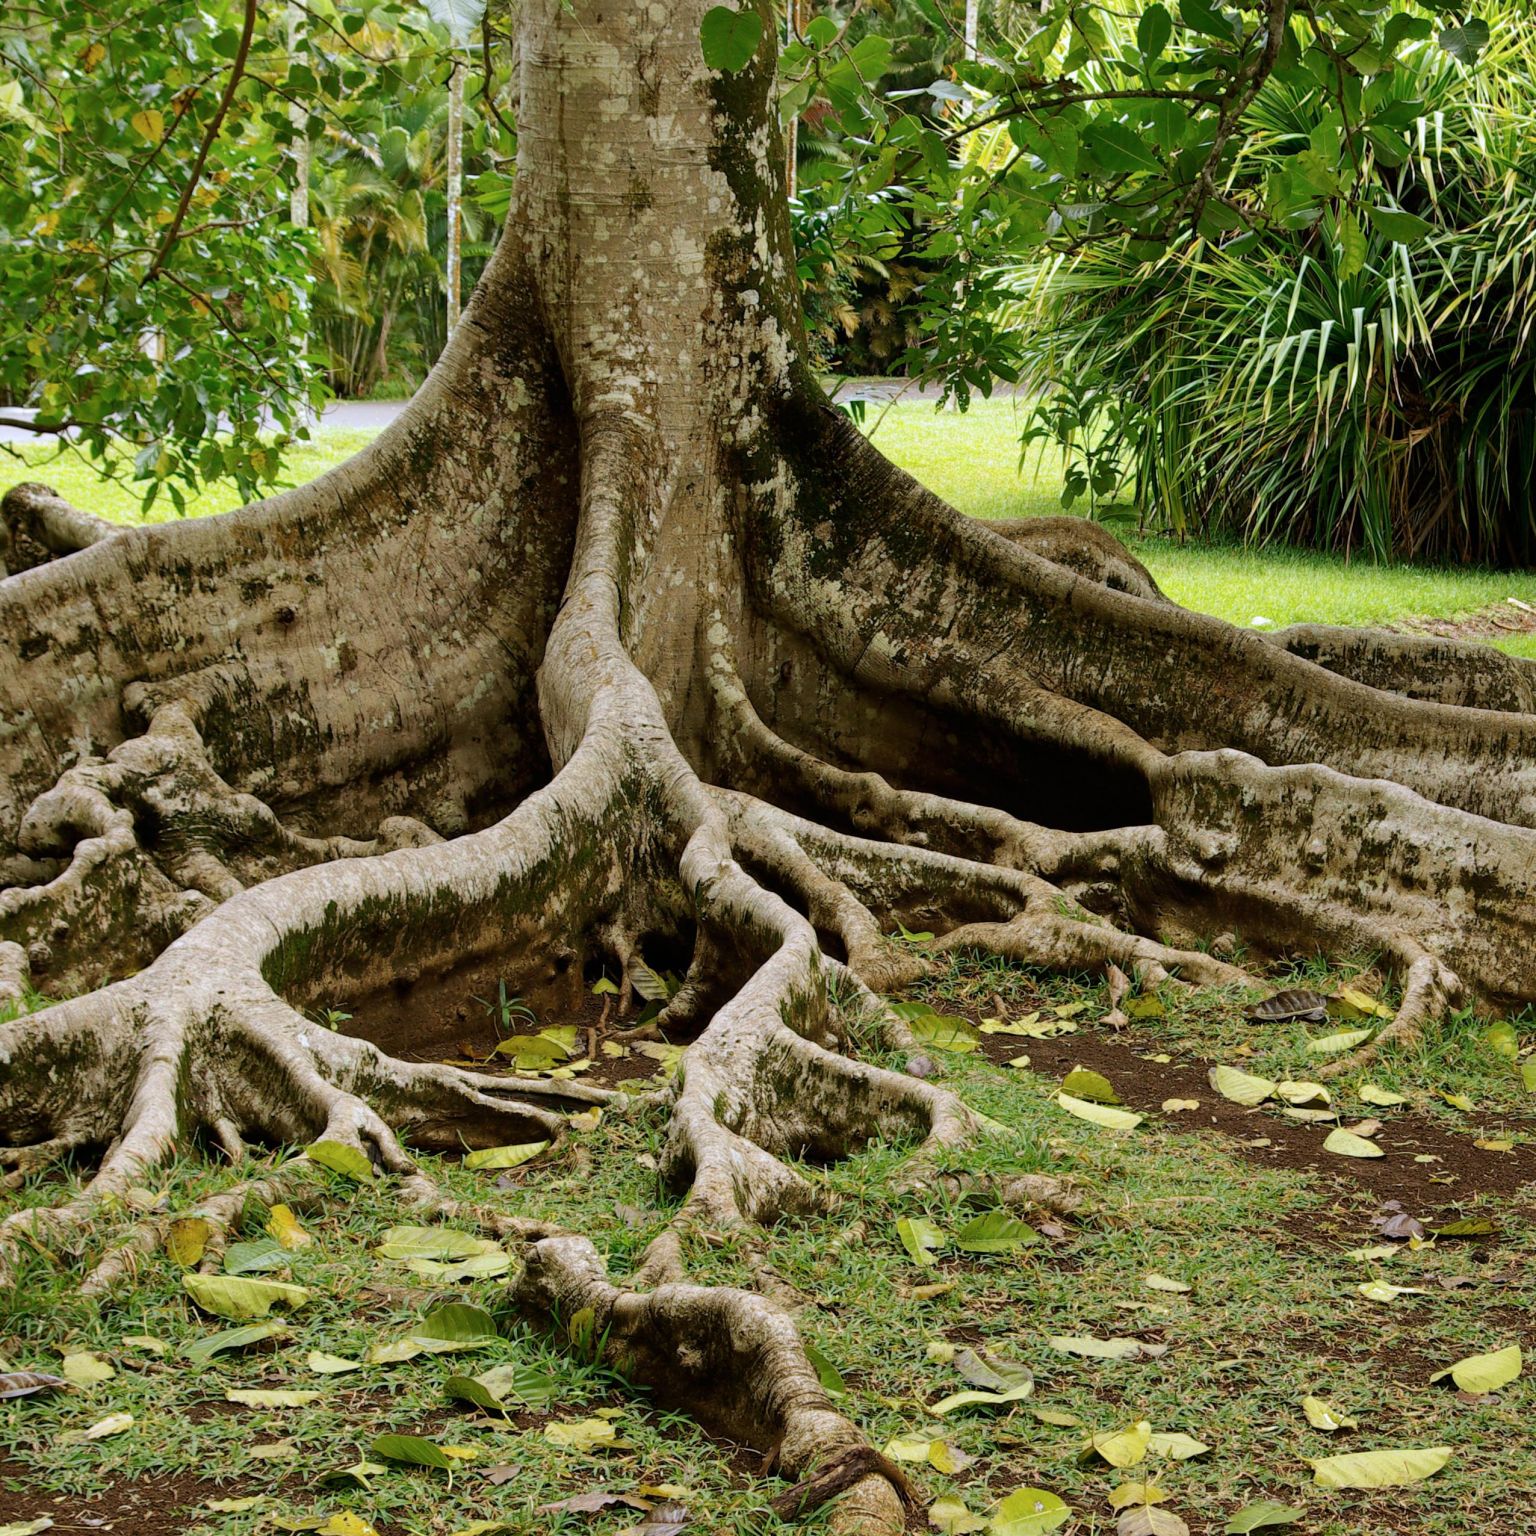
[{"x1": 4, "y1": 0, "x2": 1536, "y2": 1528}]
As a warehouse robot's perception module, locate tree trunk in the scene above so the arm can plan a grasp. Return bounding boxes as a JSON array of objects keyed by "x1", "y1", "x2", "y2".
[{"x1": 3, "y1": 0, "x2": 1536, "y2": 1526}]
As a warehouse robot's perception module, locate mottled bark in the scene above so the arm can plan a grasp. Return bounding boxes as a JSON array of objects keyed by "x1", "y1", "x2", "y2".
[{"x1": 2, "y1": 0, "x2": 1534, "y2": 1527}]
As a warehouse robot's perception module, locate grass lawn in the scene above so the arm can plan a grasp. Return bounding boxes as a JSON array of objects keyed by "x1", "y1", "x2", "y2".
[
  {"x1": 10, "y1": 402, "x2": 1534, "y2": 658},
  {"x1": 2, "y1": 953, "x2": 1531, "y2": 1536}
]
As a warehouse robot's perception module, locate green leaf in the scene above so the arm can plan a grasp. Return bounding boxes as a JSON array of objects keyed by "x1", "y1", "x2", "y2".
[
  {"x1": 1430, "y1": 1344, "x2": 1521, "y2": 1394},
  {"x1": 1359, "y1": 1083, "x2": 1407, "y2": 1106},
  {"x1": 462, "y1": 1140, "x2": 549, "y2": 1171},
  {"x1": 1300, "y1": 1395, "x2": 1356, "y2": 1430},
  {"x1": 1085, "y1": 1420, "x2": 1152, "y2": 1467},
  {"x1": 1323, "y1": 1128, "x2": 1383, "y2": 1158},
  {"x1": 908, "y1": 1013, "x2": 981, "y2": 1052},
  {"x1": 990, "y1": 1489, "x2": 1071, "y2": 1535},
  {"x1": 1083, "y1": 119, "x2": 1161, "y2": 175},
  {"x1": 412, "y1": 1303, "x2": 498, "y2": 1344},
  {"x1": 424, "y1": 0, "x2": 488, "y2": 47},
  {"x1": 1336, "y1": 209, "x2": 1366, "y2": 282},
  {"x1": 306, "y1": 1351, "x2": 365, "y2": 1375},
  {"x1": 1224, "y1": 1504, "x2": 1304, "y2": 1534},
  {"x1": 1208, "y1": 1065, "x2": 1275, "y2": 1105},
  {"x1": 1147, "y1": 1431, "x2": 1209, "y2": 1459},
  {"x1": 700, "y1": 5, "x2": 762, "y2": 73},
  {"x1": 1061, "y1": 1067, "x2": 1120, "y2": 1104},
  {"x1": 1438, "y1": 20, "x2": 1491, "y2": 64},
  {"x1": 445, "y1": 1362, "x2": 561, "y2": 1413},
  {"x1": 182, "y1": 1274, "x2": 310, "y2": 1321},
  {"x1": 374, "y1": 1227, "x2": 503, "y2": 1262},
  {"x1": 305, "y1": 1139, "x2": 375, "y2": 1183},
  {"x1": 1137, "y1": 4, "x2": 1172, "y2": 62},
  {"x1": 223, "y1": 1238, "x2": 290, "y2": 1276},
  {"x1": 1306, "y1": 1028, "x2": 1372, "y2": 1056},
  {"x1": 1365, "y1": 205, "x2": 1434, "y2": 245},
  {"x1": 803, "y1": 1340, "x2": 846, "y2": 1397},
  {"x1": 184, "y1": 1321, "x2": 290, "y2": 1366},
  {"x1": 954, "y1": 1211, "x2": 1039, "y2": 1254},
  {"x1": 371, "y1": 1433, "x2": 454, "y2": 1472},
  {"x1": 1308, "y1": 1446, "x2": 1451, "y2": 1488},
  {"x1": 1048, "y1": 1336, "x2": 1165, "y2": 1362},
  {"x1": 1484, "y1": 1021, "x2": 1519, "y2": 1059},
  {"x1": 226, "y1": 1388, "x2": 321, "y2": 1408},
  {"x1": 896, "y1": 1215, "x2": 948, "y2": 1265},
  {"x1": 1056, "y1": 1093, "x2": 1142, "y2": 1130},
  {"x1": 1522, "y1": 1058, "x2": 1536, "y2": 1094}
]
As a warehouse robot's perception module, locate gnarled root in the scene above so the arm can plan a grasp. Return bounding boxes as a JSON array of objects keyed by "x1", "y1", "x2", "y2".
[
  {"x1": 514, "y1": 1232, "x2": 909, "y2": 1536},
  {"x1": 0, "y1": 482, "x2": 118, "y2": 576}
]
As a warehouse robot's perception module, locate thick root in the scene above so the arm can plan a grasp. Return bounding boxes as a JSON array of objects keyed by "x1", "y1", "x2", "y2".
[
  {"x1": 514, "y1": 1232, "x2": 907, "y2": 1536},
  {"x1": 0, "y1": 482, "x2": 119, "y2": 576}
]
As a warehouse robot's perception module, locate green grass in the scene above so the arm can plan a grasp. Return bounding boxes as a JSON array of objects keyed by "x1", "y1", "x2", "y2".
[
  {"x1": 3, "y1": 958, "x2": 1531, "y2": 1536},
  {"x1": 10, "y1": 401, "x2": 1535, "y2": 650}
]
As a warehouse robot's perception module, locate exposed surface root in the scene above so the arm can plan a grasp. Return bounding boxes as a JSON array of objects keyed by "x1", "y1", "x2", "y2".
[
  {"x1": 0, "y1": 482, "x2": 118, "y2": 575},
  {"x1": 514, "y1": 1232, "x2": 907, "y2": 1536}
]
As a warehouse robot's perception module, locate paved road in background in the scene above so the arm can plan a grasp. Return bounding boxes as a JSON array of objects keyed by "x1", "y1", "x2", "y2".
[{"x1": 0, "y1": 379, "x2": 1018, "y2": 447}]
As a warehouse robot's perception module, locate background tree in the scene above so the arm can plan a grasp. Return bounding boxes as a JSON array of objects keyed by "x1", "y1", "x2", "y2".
[{"x1": 2, "y1": 3, "x2": 1532, "y2": 1530}]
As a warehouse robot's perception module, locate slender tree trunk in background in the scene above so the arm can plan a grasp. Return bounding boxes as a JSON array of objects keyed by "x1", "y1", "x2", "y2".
[
  {"x1": 964, "y1": 0, "x2": 979, "y2": 58},
  {"x1": 445, "y1": 52, "x2": 464, "y2": 337},
  {"x1": 287, "y1": 3, "x2": 309, "y2": 229},
  {"x1": 3, "y1": 0, "x2": 1536, "y2": 1526}
]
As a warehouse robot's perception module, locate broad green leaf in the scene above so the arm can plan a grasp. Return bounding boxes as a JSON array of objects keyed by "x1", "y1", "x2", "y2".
[
  {"x1": 1055, "y1": 1093, "x2": 1142, "y2": 1130},
  {"x1": 182, "y1": 1274, "x2": 309, "y2": 1320},
  {"x1": 1438, "y1": 19, "x2": 1491, "y2": 63},
  {"x1": 184, "y1": 1321, "x2": 290, "y2": 1365},
  {"x1": 543, "y1": 1416, "x2": 624, "y2": 1451},
  {"x1": 59, "y1": 1353, "x2": 113, "y2": 1387},
  {"x1": 929, "y1": 1383, "x2": 1035, "y2": 1415},
  {"x1": 909, "y1": 1013, "x2": 981, "y2": 1052},
  {"x1": 1359, "y1": 1083, "x2": 1407, "y2": 1106},
  {"x1": 224, "y1": 1238, "x2": 290, "y2": 1276},
  {"x1": 1208, "y1": 1065, "x2": 1275, "y2": 1105},
  {"x1": 1061, "y1": 1067, "x2": 1120, "y2": 1104},
  {"x1": 444, "y1": 1362, "x2": 560, "y2": 1413},
  {"x1": 1085, "y1": 1420, "x2": 1152, "y2": 1467},
  {"x1": 1147, "y1": 1431, "x2": 1209, "y2": 1459},
  {"x1": 1275, "y1": 1081, "x2": 1329, "y2": 1106},
  {"x1": 75, "y1": 1412, "x2": 133, "y2": 1441},
  {"x1": 1520, "y1": 1059, "x2": 1536, "y2": 1093},
  {"x1": 1309, "y1": 1445, "x2": 1451, "y2": 1488},
  {"x1": 1431, "y1": 1344, "x2": 1521, "y2": 1394},
  {"x1": 129, "y1": 108, "x2": 164, "y2": 143},
  {"x1": 699, "y1": 5, "x2": 762, "y2": 72},
  {"x1": 412, "y1": 1303, "x2": 498, "y2": 1344},
  {"x1": 0, "y1": 1521, "x2": 56, "y2": 1536},
  {"x1": 990, "y1": 1489, "x2": 1071, "y2": 1535},
  {"x1": 930, "y1": 1496, "x2": 987, "y2": 1535},
  {"x1": 1049, "y1": 1335, "x2": 1164, "y2": 1361},
  {"x1": 405, "y1": 1251, "x2": 512, "y2": 1282},
  {"x1": 1323, "y1": 1128, "x2": 1383, "y2": 1158},
  {"x1": 954, "y1": 1211, "x2": 1038, "y2": 1254},
  {"x1": 930, "y1": 1351, "x2": 1034, "y2": 1413},
  {"x1": 1144, "y1": 1273, "x2": 1191, "y2": 1293},
  {"x1": 896, "y1": 1216, "x2": 948, "y2": 1266},
  {"x1": 371, "y1": 1433, "x2": 454, "y2": 1471},
  {"x1": 1137, "y1": 3, "x2": 1172, "y2": 61},
  {"x1": 1307, "y1": 1029, "x2": 1372, "y2": 1056},
  {"x1": 425, "y1": 0, "x2": 488, "y2": 47},
  {"x1": 803, "y1": 1340, "x2": 846, "y2": 1397},
  {"x1": 1441, "y1": 1090, "x2": 1475, "y2": 1112},
  {"x1": 1365, "y1": 205, "x2": 1434, "y2": 244},
  {"x1": 462, "y1": 1140, "x2": 549, "y2": 1171},
  {"x1": 1300, "y1": 1395, "x2": 1356, "y2": 1430},
  {"x1": 1224, "y1": 1503, "x2": 1304, "y2": 1534},
  {"x1": 1109, "y1": 1483, "x2": 1169, "y2": 1509},
  {"x1": 305, "y1": 1140, "x2": 375, "y2": 1183},
  {"x1": 373, "y1": 1227, "x2": 503, "y2": 1263},
  {"x1": 226, "y1": 1388, "x2": 321, "y2": 1408},
  {"x1": 1484, "y1": 1021, "x2": 1519, "y2": 1058},
  {"x1": 307, "y1": 1350, "x2": 365, "y2": 1375},
  {"x1": 1117, "y1": 1508, "x2": 1188, "y2": 1536}
]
